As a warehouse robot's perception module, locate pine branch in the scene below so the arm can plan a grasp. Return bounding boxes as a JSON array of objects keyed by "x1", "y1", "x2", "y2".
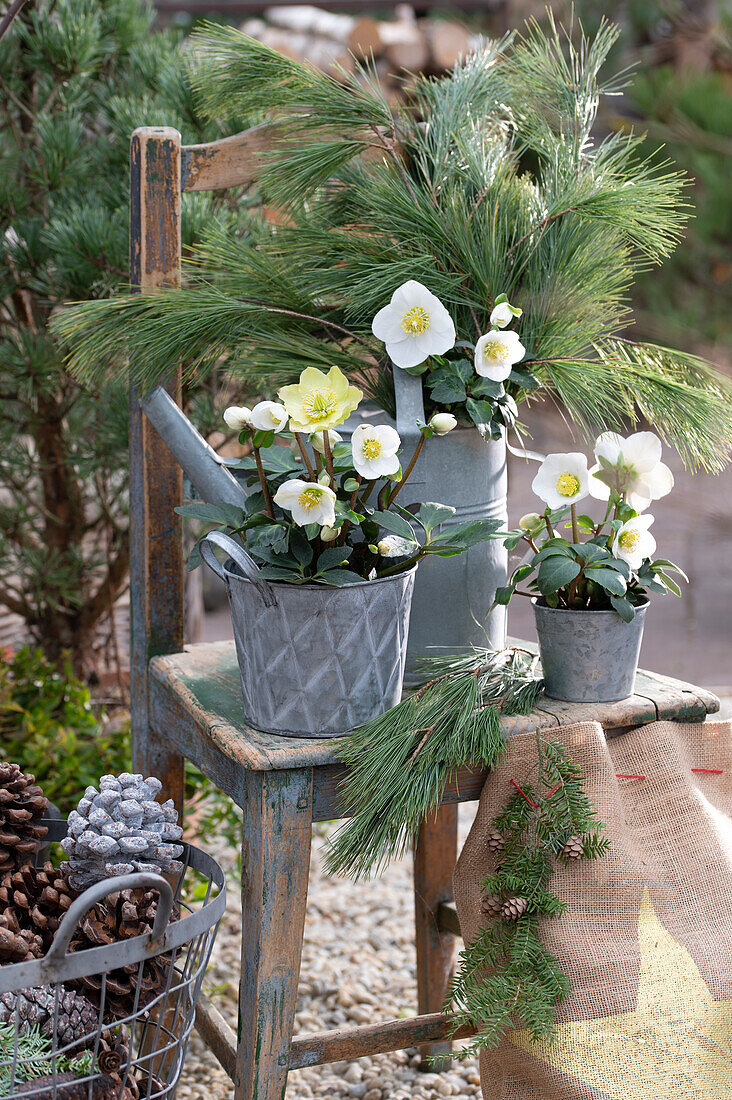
[{"x1": 324, "y1": 648, "x2": 543, "y2": 881}]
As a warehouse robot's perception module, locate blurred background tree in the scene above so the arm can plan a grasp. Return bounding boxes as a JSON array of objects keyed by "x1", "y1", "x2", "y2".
[{"x1": 0, "y1": 0, "x2": 247, "y2": 677}]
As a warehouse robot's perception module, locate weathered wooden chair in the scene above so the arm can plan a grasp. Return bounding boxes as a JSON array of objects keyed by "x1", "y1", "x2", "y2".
[{"x1": 129, "y1": 126, "x2": 719, "y2": 1100}]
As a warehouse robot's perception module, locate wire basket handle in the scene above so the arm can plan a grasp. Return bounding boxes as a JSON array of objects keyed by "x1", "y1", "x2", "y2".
[{"x1": 43, "y1": 873, "x2": 175, "y2": 970}]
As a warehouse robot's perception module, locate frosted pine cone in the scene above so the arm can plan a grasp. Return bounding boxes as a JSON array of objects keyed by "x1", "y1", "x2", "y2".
[
  {"x1": 501, "y1": 896, "x2": 529, "y2": 921},
  {"x1": 487, "y1": 827, "x2": 505, "y2": 853},
  {"x1": 60, "y1": 773, "x2": 183, "y2": 890},
  {"x1": 561, "y1": 835, "x2": 584, "y2": 861},
  {"x1": 0, "y1": 763, "x2": 48, "y2": 871}
]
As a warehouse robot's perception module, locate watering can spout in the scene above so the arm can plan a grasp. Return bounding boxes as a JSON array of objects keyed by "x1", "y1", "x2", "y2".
[{"x1": 141, "y1": 386, "x2": 249, "y2": 508}]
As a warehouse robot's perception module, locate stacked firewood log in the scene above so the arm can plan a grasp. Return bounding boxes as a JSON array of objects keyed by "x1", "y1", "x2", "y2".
[{"x1": 240, "y1": 4, "x2": 482, "y2": 97}]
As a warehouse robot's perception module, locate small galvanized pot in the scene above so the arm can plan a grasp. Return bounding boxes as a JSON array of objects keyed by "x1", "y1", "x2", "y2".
[
  {"x1": 200, "y1": 531, "x2": 416, "y2": 738},
  {"x1": 533, "y1": 598, "x2": 649, "y2": 703}
]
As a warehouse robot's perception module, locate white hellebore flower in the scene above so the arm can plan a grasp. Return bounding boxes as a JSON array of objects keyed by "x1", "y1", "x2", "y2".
[
  {"x1": 489, "y1": 299, "x2": 522, "y2": 329},
  {"x1": 250, "y1": 401, "x2": 288, "y2": 432},
  {"x1": 474, "y1": 330, "x2": 526, "y2": 382},
  {"x1": 428, "y1": 412, "x2": 457, "y2": 436},
  {"x1": 310, "y1": 429, "x2": 343, "y2": 454},
  {"x1": 274, "y1": 479, "x2": 336, "y2": 528},
  {"x1": 377, "y1": 535, "x2": 417, "y2": 558},
  {"x1": 351, "y1": 424, "x2": 401, "y2": 479},
  {"x1": 589, "y1": 431, "x2": 673, "y2": 512},
  {"x1": 532, "y1": 453, "x2": 590, "y2": 511},
  {"x1": 612, "y1": 514, "x2": 656, "y2": 571},
  {"x1": 223, "y1": 405, "x2": 252, "y2": 431},
  {"x1": 371, "y1": 281, "x2": 456, "y2": 369}
]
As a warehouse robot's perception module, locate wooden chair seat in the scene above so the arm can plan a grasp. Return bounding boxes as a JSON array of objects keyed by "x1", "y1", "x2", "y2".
[{"x1": 150, "y1": 639, "x2": 718, "y2": 817}]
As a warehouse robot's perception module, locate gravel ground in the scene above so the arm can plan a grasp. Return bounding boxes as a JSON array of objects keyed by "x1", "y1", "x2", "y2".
[{"x1": 177, "y1": 810, "x2": 482, "y2": 1100}]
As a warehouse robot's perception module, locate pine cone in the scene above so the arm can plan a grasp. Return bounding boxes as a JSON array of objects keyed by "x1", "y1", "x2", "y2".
[
  {"x1": 0, "y1": 986, "x2": 100, "y2": 1050},
  {"x1": 501, "y1": 896, "x2": 529, "y2": 921},
  {"x1": 60, "y1": 774, "x2": 183, "y2": 890},
  {"x1": 561, "y1": 835, "x2": 584, "y2": 861},
  {"x1": 0, "y1": 919, "x2": 43, "y2": 962},
  {"x1": 487, "y1": 827, "x2": 505, "y2": 853},
  {"x1": 0, "y1": 763, "x2": 48, "y2": 872},
  {"x1": 481, "y1": 893, "x2": 504, "y2": 918},
  {"x1": 67, "y1": 888, "x2": 177, "y2": 1020},
  {"x1": 0, "y1": 862, "x2": 76, "y2": 952}
]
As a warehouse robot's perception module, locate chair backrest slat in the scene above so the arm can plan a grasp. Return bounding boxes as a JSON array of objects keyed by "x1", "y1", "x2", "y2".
[
  {"x1": 181, "y1": 124, "x2": 276, "y2": 192},
  {"x1": 129, "y1": 126, "x2": 185, "y2": 799}
]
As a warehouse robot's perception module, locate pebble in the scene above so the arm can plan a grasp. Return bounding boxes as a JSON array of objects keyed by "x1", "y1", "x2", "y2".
[{"x1": 176, "y1": 811, "x2": 483, "y2": 1100}]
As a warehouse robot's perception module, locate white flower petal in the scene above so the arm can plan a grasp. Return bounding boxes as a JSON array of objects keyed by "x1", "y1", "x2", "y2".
[
  {"x1": 588, "y1": 463, "x2": 611, "y2": 501},
  {"x1": 621, "y1": 431, "x2": 663, "y2": 473},
  {"x1": 490, "y1": 302, "x2": 514, "y2": 328},
  {"x1": 639, "y1": 461, "x2": 674, "y2": 501},
  {"x1": 372, "y1": 304, "x2": 398, "y2": 341},
  {"x1": 593, "y1": 431, "x2": 624, "y2": 464}
]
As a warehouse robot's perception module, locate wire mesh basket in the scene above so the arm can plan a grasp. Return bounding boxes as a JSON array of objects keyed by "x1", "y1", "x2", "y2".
[{"x1": 0, "y1": 818, "x2": 226, "y2": 1099}]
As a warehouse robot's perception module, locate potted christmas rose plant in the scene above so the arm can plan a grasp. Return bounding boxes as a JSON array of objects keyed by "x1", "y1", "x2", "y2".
[
  {"x1": 495, "y1": 431, "x2": 686, "y2": 702},
  {"x1": 182, "y1": 365, "x2": 501, "y2": 738}
]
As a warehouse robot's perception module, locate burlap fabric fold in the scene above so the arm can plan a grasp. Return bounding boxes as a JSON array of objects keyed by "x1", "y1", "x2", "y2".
[{"x1": 453, "y1": 718, "x2": 732, "y2": 1100}]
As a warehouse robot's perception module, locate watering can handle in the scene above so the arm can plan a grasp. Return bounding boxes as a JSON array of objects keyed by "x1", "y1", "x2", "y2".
[
  {"x1": 393, "y1": 367, "x2": 427, "y2": 501},
  {"x1": 43, "y1": 872, "x2": 175, "y2": 968},
  {"x1": 199, "y1": 530, "x2": 276, "y2": 605}
]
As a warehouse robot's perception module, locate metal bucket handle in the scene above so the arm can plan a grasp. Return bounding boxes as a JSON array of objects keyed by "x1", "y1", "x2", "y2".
[
  {"x1": 199, "y1": 530, "x2": 275, "y2": 606},
  {"x1": 43, "y1": 872, "x2": 176, "y2": 970}
]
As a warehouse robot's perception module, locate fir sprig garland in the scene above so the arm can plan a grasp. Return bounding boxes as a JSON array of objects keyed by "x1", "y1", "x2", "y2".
[
  {"x1": 446, "y1": 735, "x2": 610, "y2": 1057},
  {"x1": 325, "y1": 647, "x2": 543, "y2": 880}
]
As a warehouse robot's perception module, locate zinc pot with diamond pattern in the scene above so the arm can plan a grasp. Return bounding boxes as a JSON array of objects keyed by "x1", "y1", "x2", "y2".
[{"x1": 200, "y1": 532, "x2": 416, "y2": 738}]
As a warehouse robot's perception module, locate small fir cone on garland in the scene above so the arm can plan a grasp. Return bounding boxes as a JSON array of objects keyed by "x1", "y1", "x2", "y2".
[
  {"x1": 481, "y1": 894, "x2": 504, "y2": 917},
  {"x1": 0, "y1": 763, "x2": 48, "y2": 871},
  {"x1": 561, "y1": 834, "x2": 585, "y2": 861},
  {"x1": 67, "y1": 887, "x2": 177, "y2": 1020},
  {"x1": 0, "y1": 862, "x2": 76, "y2": 954},
  {"x1": 501, "y1": 896, "x2": 529, "y2": 922},
  {"x1": 486, "y1": 827, "x2": 504, "y2": 853}
]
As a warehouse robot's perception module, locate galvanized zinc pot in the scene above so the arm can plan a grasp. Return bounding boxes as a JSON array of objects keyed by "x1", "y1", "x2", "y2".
[
  {"x1": 200, "y1": 531, "x2": 416, "y2": 738},
  {"x1": 341, "y1": 369, "x2": 508, "y2": 673},
  {"x1": 533, "y1": 598, "x2": 649, "y2": 703}
]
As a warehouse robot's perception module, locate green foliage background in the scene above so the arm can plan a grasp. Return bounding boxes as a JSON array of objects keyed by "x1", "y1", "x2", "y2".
[{"x1": 0, "y1": 0, "x2": 248, "y2": 671}]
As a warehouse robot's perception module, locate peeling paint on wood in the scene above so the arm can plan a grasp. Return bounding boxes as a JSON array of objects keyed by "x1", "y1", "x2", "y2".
[
  {"x1": 237, "y1": 769, "x2": 312, "y2": 1100},
  {"x1": 129, "y1": 127, "x2": 185, "y2": 813}
]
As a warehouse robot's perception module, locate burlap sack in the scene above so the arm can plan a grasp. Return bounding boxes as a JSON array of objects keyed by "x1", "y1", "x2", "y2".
[{"x1": 453, "y1": 718, "x2": 732, "y2": 1099}]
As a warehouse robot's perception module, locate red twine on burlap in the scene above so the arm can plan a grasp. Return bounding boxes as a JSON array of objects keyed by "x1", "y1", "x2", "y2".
[{"x1": 510, "y1": 779, "x2": 539, "y2": 808}]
